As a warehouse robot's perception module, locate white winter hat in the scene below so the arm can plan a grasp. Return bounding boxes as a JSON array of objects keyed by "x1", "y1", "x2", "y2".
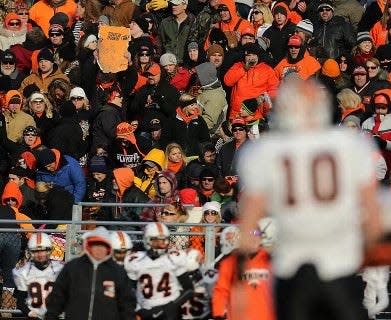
[
  {"x1": 69, "y1": 87, "x2": 87, "y2": 99},
  {"x1": 159, "y1": 53, "x2": 177, "y2": 66},
  {"x1": 83, "y1": 34, "x2": 98, "y2": 48},
  {"x1": 30, "y1": 92, "x2": 45, "y2": 102},
  {"x1": 202, "y1": 201, "x2": 221, "y2": 214}
]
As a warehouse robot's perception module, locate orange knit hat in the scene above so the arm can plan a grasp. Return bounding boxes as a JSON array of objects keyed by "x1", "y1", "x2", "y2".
[{"x1": 321, "y1": 59, "x2": 341, "y2": 78}]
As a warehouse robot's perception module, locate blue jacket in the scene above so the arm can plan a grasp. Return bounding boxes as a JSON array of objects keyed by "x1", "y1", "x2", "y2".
[{"x1": 36, "y1": 155, "x2": 86, "y2": 203}]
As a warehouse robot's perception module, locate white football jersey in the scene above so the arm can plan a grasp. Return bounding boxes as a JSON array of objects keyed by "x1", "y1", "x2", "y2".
[
  {"x1": 124, "y1": 250, "x2": 187, "y2": 310},
  {"x1": 239, "y1": 128, "x2": 377, "y2": 280},
  {"x1": 12, "y1": 261, "x2": 64, "y2": 318}
]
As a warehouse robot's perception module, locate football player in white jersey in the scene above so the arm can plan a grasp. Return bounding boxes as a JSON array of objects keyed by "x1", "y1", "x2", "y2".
[
  {"x1": 12, "y1": 232, "x2": 63, "y2": 319},
  {"x1": 124, "y1": 222, "x2": 194, "y2": 320},
  {"x1": 237, "y1": 77, "x2": 383, "y2": 320},
  {"x1": 181, "y1": 249, "x2": 218, "y2": 320},
  {"x1": 110, "y1": 230, "x2": 133, "y2": 265}
]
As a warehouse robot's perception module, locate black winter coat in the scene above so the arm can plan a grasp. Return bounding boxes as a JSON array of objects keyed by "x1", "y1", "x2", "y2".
[
  {"x1": 91, "y1": 103, "x2": 123, "y2": 150},
  {"x1": 162, "y1": 115, "x2": 210, "y2": 157},
  {"x1": 46, "y1": 117, "x2": 85, "y2": 160},
  {"x1": 216, "y1": 139, "x2": 249, "y2": 177},
  {"x1": 101, "y1": 185, "x2": 150, "y2": 224},
  {"x1": 263, "y1": 20, "x2": 297, "y2": 66},
  {"x1": 45, "y1": 255, "x2": 136, "y2": 320},
  {"x1": 129, "y1": 81, "x2": 180, "y2": 131},
  {"x1": 313, "y1": 16, "x2": 355, "y2": 59}
]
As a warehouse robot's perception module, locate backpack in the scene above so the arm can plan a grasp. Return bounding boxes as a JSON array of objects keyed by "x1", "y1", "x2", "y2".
[{"x1": 221, "y1": 18, "x2": 243, "y2": 49}]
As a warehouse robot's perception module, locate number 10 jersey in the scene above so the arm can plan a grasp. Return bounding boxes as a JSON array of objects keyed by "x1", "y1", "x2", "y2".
[{"x1": 239, "y1": 129, "x2": 377, "y2": 281}]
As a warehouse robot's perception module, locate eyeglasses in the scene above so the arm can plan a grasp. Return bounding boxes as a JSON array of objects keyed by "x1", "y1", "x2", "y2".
[
  {"x1": 288, "y1": 45, "x2": 301, "y2": 49},
  {"x1": 319, "y1": 7, "x2": 332, "y2": 12},
  {"x1": 49, "y1": 33, "x2": 62, "y2": 37},
  {"x1": 253, "y1": 10, "x2": 262, "y2": 14},
  {"x1": 140, "y1": 52, "x2": 151, "y2": 57},
  {"x1": 204, "y1": 210, "x2": 219, "y2": 216},
  {"x1": 2, "y1": 61, "x2": 15, "y2": 65},
  {"x1": 339, "y1": 59, "x2": 347, "y2": 64},
  {"x1": 160, "y1": 211, "x2": 177, "y2": 216},
  {"x1": 18, "y1": 12, "x2": 29, "y2": 16},
  {"x1": 71, "y1": 96, "x2": 84, "y2": 101},
  {"x1": 32, "y1": 99, "x2": 44, "y2": 103},
  {"x1": 8, "y1": 21, "x2": 21, "y2": 26},
  {"x1": 366, "y1": 66, "x2": 378, "y2": 70},
  {"x1": 375, "y1": 104, "x2": 388, "y2": 110},
  {"x1": 232, "y1": 127, "x2": 245, "y2": 132},
  {"x1": 201, "y1": 177, "x2": 215, "y2": 182},
  {"x1": 24, "y1": 133, "x2": 37, "y2": 137}
]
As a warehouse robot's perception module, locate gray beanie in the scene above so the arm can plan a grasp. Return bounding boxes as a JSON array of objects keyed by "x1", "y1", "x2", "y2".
[
  {"x1": 195, "y1": 62, "x2": 218, "y2": 87},
  {"x1": 188, "y1": 41, "x2": 198, "y2": 51},
  {"x1": 159, "y1": 53, "x2": 177, "y2": 66}
]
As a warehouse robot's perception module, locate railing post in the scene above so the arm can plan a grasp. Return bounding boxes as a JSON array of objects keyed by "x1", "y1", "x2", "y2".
[
  {"x1": 65, "y1": 204, "x2": 82, "y2": 261},
  {"x1": 204, "y1": 225, "x2": 215, "y2": 269}
]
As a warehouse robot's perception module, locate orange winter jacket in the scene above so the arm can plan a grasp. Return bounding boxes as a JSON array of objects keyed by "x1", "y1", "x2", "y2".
[
  {"x1": 274, "y1": 51, "x2": 321, "y2": 80},
  {"x1": 29, "y1": 0, "x2": 77, "y2": 37},
  {"x1": 370, "y1": 21, "x2": 388, "y2": 47},
  {"x1": 218, "y1": 0, "x2": 253, "y2": 35},
  {"x1": 212, "y1": 249, "x2": 275, "y2": 320},
  {"x1": 224, "y1": 61, "x2": 279, "y2": 119}
]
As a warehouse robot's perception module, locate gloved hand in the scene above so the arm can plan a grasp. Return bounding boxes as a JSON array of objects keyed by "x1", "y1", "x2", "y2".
[
  {"x1": 374, "y1": 135, "x2": 387, "y2": 150},
  {"x1": 244, "y1": 61, "x2": 252, "y2": 71},
  {"x1": 146, "y1": 0, "x2": 168, "y2": 11}
]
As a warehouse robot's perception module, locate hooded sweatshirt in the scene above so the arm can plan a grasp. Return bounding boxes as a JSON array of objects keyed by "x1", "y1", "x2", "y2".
[
  {"x1": 140, "y1": 170, "x2": 179, "y2": 221},
  {"x1": 134, "y1": 148, "x2": 165, "y2": 199},
  {"x1": 218, "y1": 0, "x2": 253, "y2": 36},
  {"x1": 82, "y1": 226, "x2": 113, "y2": 266},
  {"x1": 1, "y1": 181, "x2": 34, "y2": 236},
  {"x1": 196, "y1": 62, "x2": 228, "y2": 133},
  {"x1": 0, "y1": 13, "x2": 27, "y2": 51}
]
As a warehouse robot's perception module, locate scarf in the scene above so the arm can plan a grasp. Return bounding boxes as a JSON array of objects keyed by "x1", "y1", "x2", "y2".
[{"x1": 167, "y1": 159, "x2": 184, "y2": 174}]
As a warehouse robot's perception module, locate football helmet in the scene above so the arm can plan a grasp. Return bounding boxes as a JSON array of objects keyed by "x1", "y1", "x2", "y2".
[
  {"x1": 220, "y1": 225, "x2": 240, "y2": 255},
  {"x1": 143, "y1": 222, "x2": 170, "y2": 258},
  {"x1": 273, "y1": 77, "x2": 331, "y2": 131},
  {"x1": 258, "y1": 217, "x2": 277, "y2": 249},
  {"x1": 110, "y1": 231, "x2": 133, "y2": 265},
  {"x1": 28, "y1": 233, "x2": 52, "y2": 269}
]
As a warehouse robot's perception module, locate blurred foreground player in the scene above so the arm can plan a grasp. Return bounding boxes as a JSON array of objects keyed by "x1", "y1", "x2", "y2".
[{"x1": 238, "y1": 77, "x2": 383, "y2": 320}]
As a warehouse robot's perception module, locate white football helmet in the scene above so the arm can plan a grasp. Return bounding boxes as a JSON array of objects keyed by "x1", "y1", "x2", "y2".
[
  {"x1": 143, "y1": 222, "x2": 170, "y2": 257},
  {"x1": 273, "y1": 77, "x2": 331, "y2": 131},
  {"x1": 111, "y1": 231, "x2": 133, "y2": 251},
  {"x1": 28, "y1": 232, "x2": 52, "y2": 251},
  {"x1": 220, "y1": 225, "x2": 240, "y2": 255},
  {"x1": 258, "y1": 217, "x2": 277, "y2": 249},
  {"x1": 28, "y1": 233, "x2": 52, "y2": 269},
  {"x1": 111, "y1": 231, "x2": 133, "y2": 265}
]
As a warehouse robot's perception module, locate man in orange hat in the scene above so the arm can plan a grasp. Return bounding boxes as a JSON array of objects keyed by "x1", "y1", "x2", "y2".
[
  {"x1": 274, "y1": 34, "x2": 321, "y2": 80},
  {"x1": 129, "y1": 62, "x2": 180, "y2": 131}
]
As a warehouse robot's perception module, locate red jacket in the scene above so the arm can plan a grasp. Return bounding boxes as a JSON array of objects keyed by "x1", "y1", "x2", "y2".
[
  {"x1": 224, "y1": 61, "x2": 279, "y2": 119},
  {"x1": 170, "y1": 67, "x2": 191, "y2": 92}
]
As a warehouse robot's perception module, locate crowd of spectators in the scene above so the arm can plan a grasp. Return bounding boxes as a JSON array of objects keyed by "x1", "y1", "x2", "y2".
[{"x1": 0, "y1": 0, "x2": 391, "y2": 313}]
